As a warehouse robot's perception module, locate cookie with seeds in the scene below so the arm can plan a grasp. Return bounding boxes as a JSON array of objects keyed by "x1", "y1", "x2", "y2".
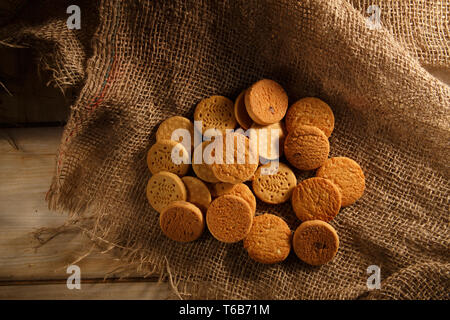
[
  {"x1": 234, "y1": 89, "x2": 253, "y2": 130},
  {"x1": 293, "y1": 220, "x2": 339, "y2": 266},
  {"x1": 146, "y1": 171, "x2": 187, "y2": 213},
  {"x1": 147, "y1": 139, "x2": 190, "y2": 176},
  {"x1": 192, "y1": 141, "x2": 220, "y2": 183},
  {"x1": 245, "y1": 79, "x2": 288, "y2": 125},
  {"x1": 243, "y1": 214, "x2": 292, "y2": 264},
  {"x1": 194, "y1": 95, "x2": 237, "y2": 135},
  {"x1": 160, "y1": 201, "x2": 204, "y2": 242},
  {"x1": 181, "y1": 176, "x2": 212, "y2": 213},
  {"x1": 291, "y1": 177, "x2": 341, "y2": 222},
  {"x1": 285, "y1": 97, "x2": 335, "y2": 137},
  {"x1": 206, "y1": 195, "x2": 254, "y2": 243},
  {"x1": 252, "y1": 162, "x2": 297, "y2": 204},
  {"x1": 284, "y1": 125, "x2": 329, "y2": 170},
  {"x1": 316, "y1": 157, "x2": 365, "y2": 206},
  {"x1": 156, "y1": 116, "x2": 195, "y2": 147}
]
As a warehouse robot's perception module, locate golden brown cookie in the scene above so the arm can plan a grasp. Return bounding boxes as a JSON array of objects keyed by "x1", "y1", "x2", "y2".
[
  {"x1": 252, "y1": 162, "x2": 297, "y2": 204},
  {"x1": 156, "y1": 116, "x2": 195, "y2": 147},
  {"x1": 245, "y1": 79, "x2": 288, "y2": 125},
  {"x1": 209, "y1": 182, "x2": 236, "y2": 197},
  {"x1": 291, "y1": 177, "x2": 342, "y2": 222},
  {"x1": 147, "y1": 139, "x2": 190, "y2": 176},
  {"x1": 211, "y1": 133, "x2": 258, "y2": 184},
  {"x1": 206, "y1": 195, "x2": 254, "y2": 243},
  {"x1": 292, "y1": 220, "x2": 339, "y2": 266},
  {"x1": 284, "y1": 125, "x2": 330, "y2": 170},
  {"x1": 243, "y1": 214, "x2": 292, "y2": 264},
  {"x1": 181, "y1": 176, "x2": 212, "y2": 213},
  {"x1": 192, "y1": 141, "x2": 220, "y2": 183},
  {"x1": 146, "y1": 171, "x2": 187, "y2": 213},
  {"x1": 316, "y1": 157, "x2": 365, "y2": 207},
  {"x1": 225, "y1": 183, "x2": 256, "y2": 214},
  {"x1": 250, "y1": 121, "x2": 286, "y2": 161},
  {"x1": 285, "y1": 97, "x2": 335, "y2": 137},
  {"x1": 234, "y1": 90, "x2": 253, "y2": 130},
  {"x1": 160, "y1": 201, "x2": 204, "y2": 242},
  {"x1": 194, "y1": 95, "x2": 237, "y2": 135}
]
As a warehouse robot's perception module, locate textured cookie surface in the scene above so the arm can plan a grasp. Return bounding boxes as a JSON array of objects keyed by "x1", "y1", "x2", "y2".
[
  {"x1": 291, "y1": 177, "x2": 341, "y2": 222},
  {"x1": 234, "y1": 90, "x2": 253, "y2": 130},
  {"x1": 316, "y1": 157, "x2": 365, "y2": 206},
  {"x1": 293, "y1": 220, "x2": 339, "y2": 266},
  {"x1": 245, "y1": 79, "x2": 288, "y2": 125},
  {"x1": 285, "y1": 97, "x2": 335, "y2": 137},
  {"x1": 156, "y1": 116, "x2": 195, "y2": 146},
  {"x1": 159, "y1": 201, "x2": 204, "y2": 242},
  {"x1": 220, "y1": 183, "x2": 256, "y2": 214},
  {"x1": 206, "y1": 195, "x2": 253, "y2": 243},
  {"x1": 250, "y1": 121, "x2": 286, "y2": 161},
  {"x1": 192, "y1": 141, "x2": 220, "y2": 183},
  {"x1": 194, "y1": 95, "x2": 237, "y2": 134},
  {"x1": 284, "y1": 125, "x2": 330, "y2": 170},
  {"x1": 147, "y1": 139, "x2": 190, "y2": 176},
  {"x1": 182, "y1": 176, "x2": 212, "y2": 213},
  {"x1": 209, "y1": 182, "x2": 235, "y2": 197},
  {"x1": 243, "y1": 214, "x2": 292, "y2": 264},
  {"x1": 252, "y1": 162, "x2": 297, "y2": 204},
  {"x1": 211, "y1": 133, "x2": 258, "y2": 184},
  {"x1": 146, "y1": 171, "x2": 187, "y2": 213}
]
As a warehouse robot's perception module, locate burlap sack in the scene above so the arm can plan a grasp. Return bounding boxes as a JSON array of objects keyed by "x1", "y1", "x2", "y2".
[{"x1": 2, "y1": 0, "x2": 449, "y2": 299}]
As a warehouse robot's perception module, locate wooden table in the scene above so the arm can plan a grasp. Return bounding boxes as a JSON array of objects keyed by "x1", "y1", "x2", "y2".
[{"x1": 0, "y1": 127, "x2": 172, "y2": 299}]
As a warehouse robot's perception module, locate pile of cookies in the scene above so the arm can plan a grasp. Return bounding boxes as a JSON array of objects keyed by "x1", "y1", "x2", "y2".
[{"x1": 146, "y1": 79, "x2": 365, "y2": 266}]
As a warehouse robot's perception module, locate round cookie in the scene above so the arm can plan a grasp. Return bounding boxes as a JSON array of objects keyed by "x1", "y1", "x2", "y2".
[
  {"x1": 291, "y1": 177, "x2": 342, "y2": 222},
  {"x1": 250, "y1": 121, "x2": 286, "y2": 161},
  {"x1": 245, "y1": 79, "x2": 288, "y2": 125},
  {"x1": 160, "y1": 201, "x2": 204, "y2": 242},
  {"x1": 181, "y1": 176, "x2": 212, "y2": 213},
  {"x1": 146, "y1": 171, "x2": 187, "y2": 213},
  {"x1": 222, "y1": 183, "x2": 256, "y2": 214},
  {"x1": 284, "y1": 125, "x2": 330, "y2": 170},
  {"x1": 156, "y1": 116, "x2": 195, "y2": 146},
  {"x1": 316, "y1": 157, "x2": 365, "y2": 207},
  {"x1": 209, "y1": 182, "x2": 235, "y2": 197},
  {"x1": 206, "y1": 195, "x2": 254, "y2": 243},
  {"x1": 211, "y1": 133, "x2": 258, "y2": 184},
  {"x1": 252, "y1": 162, "x2": 297, "y2": 204},
  {"x1": 192, "y1": 141, "x2": 220, "y2": 183},
  {"x1": 234, "y1": 90, "x2": 253, "y2": 130},
  {"x1": 194, "y1": 95, "x2": 237, "y2": 135},
  {"x1": 147, "y1": 139, "x2": 190, "y2": 176},
  {"x1": 285, "y1": 97, "x2": 335, "y2": 137},
  {"x1": 243, "y1": 214, "x2": 292, "y2": 264},
  {"x1": 293, "y1": 220, "x2": 339, "y2": 266}
]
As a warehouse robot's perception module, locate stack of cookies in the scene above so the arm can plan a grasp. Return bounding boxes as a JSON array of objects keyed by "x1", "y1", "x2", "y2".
[{"x1": 146, "y1": 79, "x2": 365, "y2": 266}]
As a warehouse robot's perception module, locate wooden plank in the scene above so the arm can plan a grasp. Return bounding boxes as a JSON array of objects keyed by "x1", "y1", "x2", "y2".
[
  {"x1": 0, "y1": 127, "x2": 153, "y2": 283},
  {"x1": 0, "y1": 281, "x2": 173, "y2": 300}
]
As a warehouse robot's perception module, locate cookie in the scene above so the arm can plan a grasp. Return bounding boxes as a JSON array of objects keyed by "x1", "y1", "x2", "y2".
[
  {"x1": 284, "y1": 125, "x2": 330, "y2": 170},
  {"x1": 146, "y1": 171, "x2": 187, "y2": 213},
  {"x1": 291, "y1": 177, "x2": 341, "y2": 222},
  {"x1": 156, "y1": 116, "x2": 195, "y2": 147},
  {"x1": 316, "y1": 157, "x2": 365, "y2": 206},
  {"x1": 206, "y1": 195, "x2": 254, "y2": 243},
  {"x1": 252, "y1": 162, "x2": 297, "y2": 204},
  {"x1": 250, "y1": 121, "x2": 286, "y2": 161},
  {"x1": 192, "y1": 141, "x2": 220, "y2": 183},
  {"x1": 211, "y1": 133, "x2": 259, "y2": 184},
  {"x1": 245, "y1": 79, "x2": 288, "y2": 125},
  {"x1": 147, "y1": 139, "x2": 190, "y2": 176},
  {"x1": 194, "y1": 95, "x2": 237, "y2": 135},
  {"x1": 209, "y1": 182, "x2": 235, "y2": 197},
  {"x1": 243, "y1": 214, "x2": 292, "y2": 264},
  {"x1": 234, "y1": 89, "x2": 253, "y2": 130},
  {"x1": 222, "y1": 183, "x2": 256, "y2": 214},
  {"x1": 181, "y1": 176, "x2": 212, "y2": 213},
  {"x1": 285, "y1": 97, "x2": 335, "y2": 137},
  {"x1": 160, "y1": 201, "x2": 204, "y2": 242},
  {"x1": 292, "y1": 220, "x2": 339, "y2": 266}
]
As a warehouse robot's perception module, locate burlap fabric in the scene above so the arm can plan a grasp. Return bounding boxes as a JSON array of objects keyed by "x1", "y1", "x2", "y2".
[{"x1": 1, "y1": 0, "x2": 449, "y2": 299}]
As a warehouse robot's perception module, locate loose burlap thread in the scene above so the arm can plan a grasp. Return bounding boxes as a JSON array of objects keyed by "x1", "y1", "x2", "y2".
[{"x1": 2, "y1": 0, "x2": 449, "y2": 299}]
